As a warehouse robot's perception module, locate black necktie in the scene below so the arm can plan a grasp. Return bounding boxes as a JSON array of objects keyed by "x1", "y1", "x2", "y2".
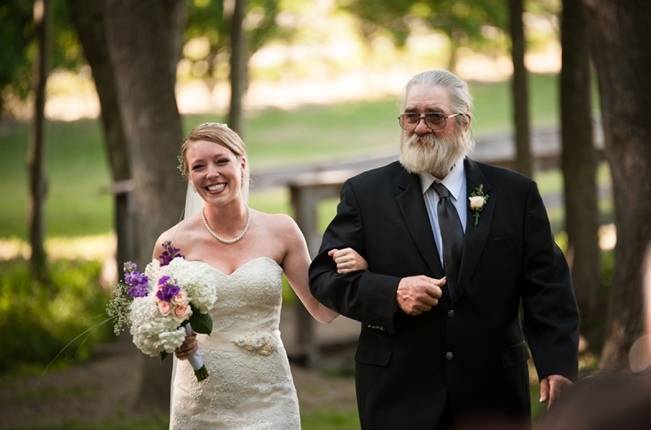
[{"x1": 431, "y1": 182, "x2": 464, "y2": 299}]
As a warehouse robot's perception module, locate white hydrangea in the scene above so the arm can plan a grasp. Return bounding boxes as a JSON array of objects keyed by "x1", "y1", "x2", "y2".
[
  {"x1": 127, "y1": 257, "x2": 217, "y2": 359},
  {"x1": 145, "y1": 259, "x2": 162, "y2": 283},
  {"x1": 163, "y1": 258, "x2": 217, "y2": 314},
  {"x1": 129, "y1": 296, "x2": 186, "y2": 356}
]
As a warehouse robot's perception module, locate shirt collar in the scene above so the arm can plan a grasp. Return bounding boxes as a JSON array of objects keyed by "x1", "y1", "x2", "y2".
[{"x1": 418, "y1": 157, "x2": 466, "y2": 201}]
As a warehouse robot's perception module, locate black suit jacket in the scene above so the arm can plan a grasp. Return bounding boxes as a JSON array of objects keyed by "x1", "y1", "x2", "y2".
[{"x1": 309, "y1": 159, "x2": 579, "y2": 430}]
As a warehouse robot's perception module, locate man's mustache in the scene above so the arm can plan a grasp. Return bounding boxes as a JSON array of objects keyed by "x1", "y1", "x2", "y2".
[{"x1": 408, "y1": 133, "x2": 436, "y2": 147}]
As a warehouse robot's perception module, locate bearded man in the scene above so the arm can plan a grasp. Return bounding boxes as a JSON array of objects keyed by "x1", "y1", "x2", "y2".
[{"x1": 309, "y1": 69, "x2": 579, "y2": 430}]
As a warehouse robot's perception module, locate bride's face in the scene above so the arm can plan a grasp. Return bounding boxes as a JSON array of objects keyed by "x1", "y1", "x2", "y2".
[{"x1": 185, "y1": 140, "x2": 246, "y2": 206}]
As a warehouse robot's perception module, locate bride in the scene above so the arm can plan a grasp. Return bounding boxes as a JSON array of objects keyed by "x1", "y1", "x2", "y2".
[{"x1": 152, "y1": 122, "x2": 367, "y2": 429}]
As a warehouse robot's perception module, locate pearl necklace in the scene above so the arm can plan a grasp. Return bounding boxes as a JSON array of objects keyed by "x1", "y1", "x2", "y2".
[{"x1": 201, "y1": 207, "x2": 250, "y2": 244}]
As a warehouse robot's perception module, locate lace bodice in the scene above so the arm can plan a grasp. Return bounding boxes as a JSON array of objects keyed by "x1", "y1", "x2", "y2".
[{"x1": 168, "y1": 257, "x2": 300, "y2": 430}]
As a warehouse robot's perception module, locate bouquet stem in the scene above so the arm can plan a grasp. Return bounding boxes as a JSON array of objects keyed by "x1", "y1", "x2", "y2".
[{"x1": 185, "y1": 324, "x2": 209, "y2": 381}]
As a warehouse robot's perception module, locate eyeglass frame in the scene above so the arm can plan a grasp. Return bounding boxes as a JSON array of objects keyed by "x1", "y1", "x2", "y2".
[{"x1": 397, "y1": 111, "x2": 468, "y2": 131}]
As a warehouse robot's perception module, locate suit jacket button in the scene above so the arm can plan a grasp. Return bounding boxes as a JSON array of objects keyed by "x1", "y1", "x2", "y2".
[
  {"x1": 445, "y1": 351, "x2": 454, "y2": 360},
  {"x1": 447, "y1": 309, "x2": 455, "y2": 318}
]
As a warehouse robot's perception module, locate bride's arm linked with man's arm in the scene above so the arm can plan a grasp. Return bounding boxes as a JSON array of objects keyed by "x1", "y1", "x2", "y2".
[{"x1": 277, "y1": 213, "x2": 367, "y2": 324}]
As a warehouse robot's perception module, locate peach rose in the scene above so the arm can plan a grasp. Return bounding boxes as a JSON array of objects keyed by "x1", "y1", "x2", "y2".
[
  {"x1": 173, "y1": 304, "x2": 191, "y2": 321},
  {"x1": 171, "y1": 291, "x2": 188, "y2": 306},
  {"x1": 157, "y1": 300, "x2": 171, "y2": 316}
]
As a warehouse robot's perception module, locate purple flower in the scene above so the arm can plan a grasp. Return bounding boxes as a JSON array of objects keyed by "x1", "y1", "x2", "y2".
[
  {"x1": 127, "y1": 284, "x2": 149, "y2": 298},
  {"x1": 121, "y1": 261, "x2": 149, "y2": 298},
  {"x1": 124, "y1": 271, "x2": 148, "y2": 288},
  {"x1": 156, "y1": 276, "x2": 180, "y2": 302},
  {"x1": 159, "y1": 241, "x2": 183, "y2": 266}
]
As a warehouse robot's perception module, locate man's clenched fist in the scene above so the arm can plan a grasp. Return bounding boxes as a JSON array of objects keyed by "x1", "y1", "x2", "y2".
[{"x1": 396, "y1": 275, "x2": 445, "y2": 315}]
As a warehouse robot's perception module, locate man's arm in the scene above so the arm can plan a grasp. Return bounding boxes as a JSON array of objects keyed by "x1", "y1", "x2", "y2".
[
  {"x1": 521, "y1": 181, "x2": 580, "y2": 382},
  {"x1": 308, "y1": 180, "x2": 402, "y2": 333}
]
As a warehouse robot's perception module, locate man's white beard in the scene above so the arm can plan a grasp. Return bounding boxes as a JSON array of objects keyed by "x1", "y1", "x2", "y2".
[{"x1": 399, "y1": 130, "x2": 474, "y2": 179}]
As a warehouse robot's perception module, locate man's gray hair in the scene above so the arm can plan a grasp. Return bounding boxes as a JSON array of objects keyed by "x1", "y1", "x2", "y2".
[{"x1": 402, "y1": 69, "x2": 473, "y2": 117}]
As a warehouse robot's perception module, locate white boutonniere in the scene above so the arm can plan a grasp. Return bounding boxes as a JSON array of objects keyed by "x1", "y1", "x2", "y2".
[{"x1": 468, "y1": 184, "x2": 489, "y2": 226}]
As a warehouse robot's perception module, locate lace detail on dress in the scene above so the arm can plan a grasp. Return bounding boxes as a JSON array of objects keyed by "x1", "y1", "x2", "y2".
[
  {"x1": 233, "y1": 333, "x2": 276, "y2": 356},
  {"x1": 168, "y1": 257, "x2": 301, "y2": 430}
]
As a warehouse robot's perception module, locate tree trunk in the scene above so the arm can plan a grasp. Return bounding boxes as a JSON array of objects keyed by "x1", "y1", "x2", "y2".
[
  {"x1": 447, "y1": 30, "x2": 461, "y2": 74},
  {"x1": 560, "y1": 0, "x2": 601, "y2": 352},
  {"x1": 227, "y1": 0, "x2": 247, "y2": 135},
  {"x1": 583, "y1": 0, "x2": 651, "y2": 369},
  {"x1": 508, "y1": 0, "x2": 533, "y2": 177},
  {"x1": 27, "y1": 0, "x2": 50, "y2": 282},
  {"x1": 69, "y1": 0, "x2": 134, "y2": 280},
  {"x1": 105, "y1": 0, "x2": 186, "y2": 412}
]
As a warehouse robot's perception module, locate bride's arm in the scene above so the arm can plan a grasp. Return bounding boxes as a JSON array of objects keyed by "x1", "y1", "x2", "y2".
[{"x1": 279, "y1": 215, "x2": 339, "y2": 324}]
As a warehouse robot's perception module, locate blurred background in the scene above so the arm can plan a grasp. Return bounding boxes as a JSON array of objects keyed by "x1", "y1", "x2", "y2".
[{"x1": 0, "y1": 0, "x2": 649, "y2": 429}]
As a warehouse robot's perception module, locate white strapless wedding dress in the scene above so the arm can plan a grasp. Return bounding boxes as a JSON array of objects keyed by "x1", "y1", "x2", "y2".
[{"x1": 168, "y1": 257, "x2": 301, "y2": 429}]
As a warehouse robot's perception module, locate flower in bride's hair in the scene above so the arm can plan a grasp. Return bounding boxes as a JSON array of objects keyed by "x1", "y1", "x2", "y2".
[{"x1": 177, "y1": 154, "x2": 186, "y2": 177}]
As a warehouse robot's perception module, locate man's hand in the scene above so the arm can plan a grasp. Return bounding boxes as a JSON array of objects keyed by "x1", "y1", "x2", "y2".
[
  {"x1": 540, "y1": 374, "x2": 573, "y2": 410},
  {"x1": 396, "y1": 275, "x2": 445, "y2": 315},
  {"x1": 175, "y1": 329, "x2": 198, "y2": 360}
]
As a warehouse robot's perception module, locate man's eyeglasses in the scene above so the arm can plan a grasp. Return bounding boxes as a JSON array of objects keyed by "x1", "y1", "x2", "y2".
[{"x1": 397, "y1": 112, "x2": 466, "y2": 131}]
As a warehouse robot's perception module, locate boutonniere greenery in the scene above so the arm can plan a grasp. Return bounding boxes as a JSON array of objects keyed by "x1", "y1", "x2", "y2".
[{"x1": 468, "y1": 184, "x2": 489, "y2": 226}]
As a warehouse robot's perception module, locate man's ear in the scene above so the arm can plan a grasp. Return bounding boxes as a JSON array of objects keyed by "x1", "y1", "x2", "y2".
[{"x1": 462, "y1": 113, "x2": 472, "y2": 130}]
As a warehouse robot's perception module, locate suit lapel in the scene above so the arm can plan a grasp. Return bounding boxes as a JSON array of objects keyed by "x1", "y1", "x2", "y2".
[
  {"x1": 395, "y1": 169, "x2": 444, "y2": 277},
  {"x1": 456, "y1": 158, "x2": 495, "y2": 302}
]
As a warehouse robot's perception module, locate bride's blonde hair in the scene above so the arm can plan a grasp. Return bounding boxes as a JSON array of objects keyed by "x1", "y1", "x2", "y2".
[{"x1": 179, "y1": 122, "x2": 250, "y2": 201}]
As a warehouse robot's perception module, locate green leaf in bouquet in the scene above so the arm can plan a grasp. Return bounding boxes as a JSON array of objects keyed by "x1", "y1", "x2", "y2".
[
  {"x1": 189, "y1": 305, "x2": 213, "y2": 334},
  {"x1": 160, "y1": 351, "x2": 169, "y2": 360}
]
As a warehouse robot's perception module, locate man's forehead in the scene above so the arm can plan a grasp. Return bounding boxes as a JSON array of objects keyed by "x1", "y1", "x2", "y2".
[{"x1": 405, "y1": 84, "x2": 452, "y2": 109}]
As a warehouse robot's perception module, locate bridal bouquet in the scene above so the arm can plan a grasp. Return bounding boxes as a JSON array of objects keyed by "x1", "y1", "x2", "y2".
[{"x1": 107, "y1": 242, "x2": 216, "y2": 381}]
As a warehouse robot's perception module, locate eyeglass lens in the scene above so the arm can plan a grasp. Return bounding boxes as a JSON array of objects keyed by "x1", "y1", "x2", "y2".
[{"x1": 400, "y1": 113, "x2": 448, "y2": 129}]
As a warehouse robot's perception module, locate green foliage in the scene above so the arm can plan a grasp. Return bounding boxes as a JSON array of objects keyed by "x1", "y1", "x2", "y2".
[
  {"x1": 0, "y1": 258, "x2": 113, "y2": 374},
  {"x1": 183, "y1": 0, "x2": 288, "y2": 81},
  {"x1": 0, "y1": 0, "x2": 83, "y2": 118},
  {"x1": 0, "y1": 0, "x2": 34, "y2": 112},
  {"x1": 340, "y1": 0, "x2": 507, "y2": 63},
  {"x1": 338, "y1": 0, "x2": 413, "y2": 46},
  {"x1": 188, "y1": 304, "x2": 213, "y2": 334},
  {"x1": 50, "y1": 0, "x2": 84, "y2": 72}
]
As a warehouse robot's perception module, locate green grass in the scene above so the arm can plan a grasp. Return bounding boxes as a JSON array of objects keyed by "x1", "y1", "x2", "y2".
[
  {"x1": 0, "y1": 73, "x2": 598, "y2": 240},
  {"x1": 34, "y1": 409, "x2": 360, "y2": 430},
  {"x1": 302, "y1": 408, "x2": 360, "y2": 429},
  {"x1": 36, "y1": 415, "x2": 170, "y2": 430}
]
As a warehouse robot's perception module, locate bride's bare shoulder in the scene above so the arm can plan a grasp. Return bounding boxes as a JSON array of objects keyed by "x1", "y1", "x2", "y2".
[
  {"x1": 152, "y1": 215, "x2": 203, "y2": 258},
  {"x1": 253, "y1": 210, "x2": 301, "y2": 241}
]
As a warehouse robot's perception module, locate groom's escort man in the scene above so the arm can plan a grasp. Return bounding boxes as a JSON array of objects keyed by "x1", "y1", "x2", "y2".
[{"x1": 309, "y1": 69, "x2": 579, "y2": 430}]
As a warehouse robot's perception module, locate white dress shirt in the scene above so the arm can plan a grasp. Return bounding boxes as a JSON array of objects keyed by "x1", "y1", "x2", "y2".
[{"x1": 419, "y1": 159, "x2": 467, "y2": 266}]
